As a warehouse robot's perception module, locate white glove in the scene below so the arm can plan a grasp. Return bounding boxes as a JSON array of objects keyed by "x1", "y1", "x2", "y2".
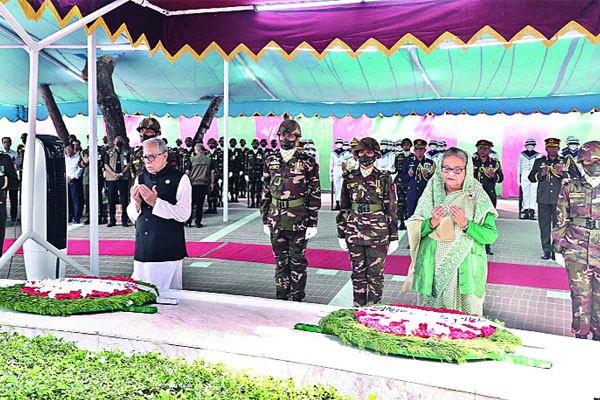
[
  {"x1": 240, "y1": 171, "x2": 244, "y2": 176},
  {"x1": 387, "y1": 240, "x2": 399, "y2": 255},
  {"x1": 263, "y1": 225, "x2": 270, "y2": 236},
  {"x1": 245, "y1": 176, "x2": 249, "y2": 182},
  {"x1": 338, "y1": 238, "x2": 348, "y2": 252},
  {"x1": 555, "y1": 253, "x2": 565, "y2": 267},
  {"x1": 229, "y1": 172, "x2": 233, "y2": 178},
  {"x1": 305, "y1": 227, "x2": 318, "y2": 239}
]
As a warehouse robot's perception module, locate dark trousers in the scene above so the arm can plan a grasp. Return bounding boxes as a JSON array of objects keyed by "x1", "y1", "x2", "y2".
[
  {"x1": 188, "y1": 184, "x2": 208, "y2": 224},
  {"x1": 229, "y1": 173, "x2": 239, "y2": 200},
  {"x1": 0, "y1": 191, "x2": 6, "y2": 256},
  {"x1": 407, "y1": 195, "x2": 423, "y2": 218},
  {"x1": 538, "y1": 202, "x2": 558, "y2": 254},
  {"x1": 68, "y1": 178, "x2": 83, "y2": 222},
  {"x1": 248, "y1": 178, "x2": 262, "y2": 204},
  {"x1": 107, "y1": 179, "x2": 129, "y2": 223},
  {"x1": 8, "y1": 188, "x2": 17, "y2": 221}
]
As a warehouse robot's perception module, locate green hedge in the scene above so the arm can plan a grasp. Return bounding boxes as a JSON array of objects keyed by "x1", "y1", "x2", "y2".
[{"x1": 0, "y1": 331, "x2": 362, "y2": 400}]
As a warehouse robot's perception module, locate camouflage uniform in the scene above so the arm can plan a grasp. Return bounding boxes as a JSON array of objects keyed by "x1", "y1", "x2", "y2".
[
  {"x1": 336, "y1": 138, "x2": 398, "y2": 306},
  {"x1": 131, "y1": 117, "x2": 162, "y2": 178},
  {"x1": 553, "y1": 141, "x2": 600, "y2": 340},
  {"x1": 393, "y1": 138, "x2": 412, "y2": 230},
  {"x1": 246, "y1": 140, "x2": 264, "y2": 208},
  {"x1": 260, "y1": 120, "x2": 321, "y2": 301}
]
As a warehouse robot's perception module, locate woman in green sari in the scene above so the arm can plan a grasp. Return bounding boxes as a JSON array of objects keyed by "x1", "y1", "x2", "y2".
[{"x1": 402, "y1": 147, "x2": 498, "y2": 315}]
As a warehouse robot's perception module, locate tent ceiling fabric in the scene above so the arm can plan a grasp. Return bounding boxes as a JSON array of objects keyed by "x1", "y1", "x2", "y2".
[
  {"x1": 14, "y1": 0, "x2": 600, "y2": 61},
  {"x1": 1, "y1": 0, "x2": 600, "y2": 120}
]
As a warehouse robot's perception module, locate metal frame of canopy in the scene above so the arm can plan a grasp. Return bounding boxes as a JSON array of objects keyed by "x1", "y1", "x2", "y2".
[{"x1": 0, "y1": 0, "x2": 236, "y2": 275}]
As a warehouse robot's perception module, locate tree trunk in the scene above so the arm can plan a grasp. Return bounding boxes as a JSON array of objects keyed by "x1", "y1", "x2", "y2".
[
  {"x1": 38, "y1": 84, "x2": 70, "y2": 145},
  {"x1": 82, "y1": 55, "x2": 125, "y2": 149},
  {"x1": 193, "y1": 97, "x2": 222, "y2": 144}
]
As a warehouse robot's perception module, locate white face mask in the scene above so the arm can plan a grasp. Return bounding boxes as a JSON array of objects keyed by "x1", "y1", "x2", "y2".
[
  {"x1": 430, "y1": 145, "x2": 437, "y2": 151},
  {"x1": 569, "y1": 144, "x2": 578, "y2": 151},
  {"x1": 343, "y1": 145, "x2": 350, "y2": 151},
  {"x1": 335, "y1": 143, "x2": 342, "y2": 149},
  {"x1": 526, "y1": 145, "x2": 534, "y2": 151}
]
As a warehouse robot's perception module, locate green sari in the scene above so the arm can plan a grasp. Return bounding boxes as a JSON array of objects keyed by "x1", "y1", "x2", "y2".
[{"x1": 407, "y1": 153, "x2": 498, "y2": 315}]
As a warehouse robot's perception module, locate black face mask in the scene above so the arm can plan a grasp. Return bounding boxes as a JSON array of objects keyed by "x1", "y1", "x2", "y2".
[
  {"x1": 209, "y1": 144, "x2": 217, "y2": 150},
  {"x1": 252, "y1": 144, "x2": 259, "y2": 150},
  {"x1": 280, "y1": 138, "x2": 296, "y2": 150},
  {"x1": 230, "y1": 143, "x2": 236, "y2": 148},
  {"x1": 584, "y1": 162, "x2": 600, "y2": 176},
  {"x1": 359, "y1": 155, "x2": 376, "y2": 167},
  {"x1": 115, "y1": 141, "x2": 123, "y2": 148},
  {"x1": 142, "y1": 134, "x2": 155, "y2": 142}
]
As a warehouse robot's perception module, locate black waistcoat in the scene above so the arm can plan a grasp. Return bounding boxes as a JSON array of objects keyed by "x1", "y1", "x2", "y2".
[{"x1": 134, "y1": 166, "x2": 187, "y2": 262}]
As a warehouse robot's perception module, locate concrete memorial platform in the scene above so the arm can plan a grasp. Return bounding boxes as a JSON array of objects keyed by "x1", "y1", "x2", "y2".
[{"x1": 0, "y1": 279, "x2": 597, "y2": 399}]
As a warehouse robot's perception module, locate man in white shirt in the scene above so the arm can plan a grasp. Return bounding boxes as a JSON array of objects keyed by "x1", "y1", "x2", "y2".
[
  {"x1": 65, "y1": 143, "x2": 84, "y2": 223},
  {"x1": 127, "y1": 138, "x2": 192, "y2": 291}
]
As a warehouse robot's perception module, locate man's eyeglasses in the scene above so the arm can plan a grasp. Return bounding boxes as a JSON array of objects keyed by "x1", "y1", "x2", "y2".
[
  {"x1": 142, "y1": 152, "x2": 166, "y2": 162},
  {"x1": 441, "y1": 166, "x2": 466, "y2": 174}
]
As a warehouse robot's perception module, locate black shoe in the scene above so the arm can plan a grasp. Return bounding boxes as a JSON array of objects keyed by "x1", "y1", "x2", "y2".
[
  {"x1": 551, "y1": 251, "x2": 555, "y2": 260},
  {"x1": 593, "y1": 334, "x2": 600, "y2": 341},
  {"x1": 575, "y1": 334, "x2": 588, "y2": 339},
  {"x1": 519, "y1": 211, "x2": 527, "y2": 219},
  {"x1": 529, "y1": 210, "x2": 536, "y2": 220},
  {"x1": 250, "y1": 202, "x2": 255, "y2": 208},
  {"x1": 399, "y1": 221, "x2": 406, "y2": 231},
  {"x1": 196, "y1": 223, "x2": 203, "y2": 228},
  {"x1": 122, "y1": 221, "x2": 129, "y2": 227},
  {"x1": 84, "y1": 219, "x2": 90, "y2": 225},
  {"x1": 107, "y1": 221, "x2": 116, "y2": 227},
  {"x1": 485, "y1": 245, "x2": 493, "y2": 256},
  {"x1": 541, "y1": 252, "x2": 551, "y2": 260}
]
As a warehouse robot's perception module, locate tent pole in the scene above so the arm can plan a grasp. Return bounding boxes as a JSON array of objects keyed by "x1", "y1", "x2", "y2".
[
  {"x1": 88, "y1": 31, "x2": 99, "y2": 276},
  {"x1": 38, "y1": 0, "x2": 130, "y2": 49},
  {"x1": 223, "y1": 59, "x2": 229, "y2": 222}
]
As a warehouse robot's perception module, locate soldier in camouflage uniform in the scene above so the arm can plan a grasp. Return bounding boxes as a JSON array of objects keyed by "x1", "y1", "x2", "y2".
[
  {"x1": 206, "y1": 138, "x2": 222, "y2": 214},
  {"x1": 394, "y1": 138, "x2": 412, "y2": 230},
  {"x1": 336, "y1": 138, "x2": 399, "y2": 307},
  {"x1": 553, "y1": 141, "x2": 600, "y2": 341},
  {"x1": 246, "y1": 138, "x2": 264, "y2": 208},
  {"x1": 132, "y1": 117, "x2": 161, "y2": 178},
  {"x1": 260, "y1": 120, "x2": 321, "y2": 302}
]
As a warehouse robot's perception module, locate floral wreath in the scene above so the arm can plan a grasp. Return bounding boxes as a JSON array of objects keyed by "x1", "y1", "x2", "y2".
[
  {"x1": 296, "y1": 304, "x2": 550, "y2": 367},
  {"x1": 0, "y1": 276, "x2": 159, "y2": 316}
]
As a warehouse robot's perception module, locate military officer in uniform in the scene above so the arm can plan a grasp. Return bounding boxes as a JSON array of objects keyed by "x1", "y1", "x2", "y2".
[
  {"x1": 473, "y1": 139, "x2": 504, "y2": 255},
  {"x1": 401, "y1": 139, "x2": 435, "y2": 218},
  {"x1": 529, "y1": 138, "x2": 576, "y2": 259},
  {"x1": 132, "y1": 117, "x2": 161, "y2": 178},
  {"x1": 227, "y1": 138, "x2": 242, "y2": 202},
  {"x1": 104, "y1": 135, "x2": 131, "y2": 227},
  {"x1": 553, "y1": 140, "x2": 600, "y2": 341},
  {"x1": 238, "y1": 138, "x2": 249, "y2": 198},
  {"x1": 337, "y1": 138, "x2": 399, "y2": 307},
  {"x1": 330, "y1": 138, "x2": 346, "y2": 210},
  {"x1": 205, "y1": 138, "x2": 222, "y2": 214},
  {"x1": 394, "y1": 138, "x2": 413, "y2": 230},
  {"x1": 260, "y1": 120, "x2": 321, "y2": 302},
  {"x1": 562, "y1": 136, "x2": 581, "y2": 178},
  {"x1": 427, "y1": 140, "x2": 440, "y2": 159},
  {"x1": 246, "y1": 138, "x2": 264, "y2": 208},
  {"x1": 518, "y1": 138, "x2": 541, "y2": 220},
  {"x1": 343, "y1": 138, "x2": 360, "y2": 174}
]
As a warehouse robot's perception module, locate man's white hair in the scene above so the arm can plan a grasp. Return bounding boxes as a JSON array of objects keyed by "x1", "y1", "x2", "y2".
[{"x1": 143, "y1": 137, "x2": 167, "y2": 154}]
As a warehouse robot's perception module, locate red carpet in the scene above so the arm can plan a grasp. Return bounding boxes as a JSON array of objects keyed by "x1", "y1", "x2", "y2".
[
  {"x1": 2, "y1": 239, "x2": 569, "y2": 291},
  {"x1": 207, "y1": 242, "x2": 570, "y2": 291},
  {"x1": 2, "y1": 239, "x2": 223, "y2": 258}
]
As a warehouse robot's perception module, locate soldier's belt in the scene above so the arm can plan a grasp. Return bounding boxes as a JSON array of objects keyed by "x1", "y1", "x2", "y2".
[
  {"x1": 351, "y1": 203, "x2": 383, "y2": 213},
  {"x1": 271, "y1": 197, "x2": 305, "y2": 208},
  {"x1": 572, "y1": 218, "x2": 600, "y2": 230}
]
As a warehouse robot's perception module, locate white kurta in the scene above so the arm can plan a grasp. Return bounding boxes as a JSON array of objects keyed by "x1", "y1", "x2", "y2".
[
  {"x1": 330, "y1": 150, "x2": 346, "y2": 201},
  {"x1": 127, "y1": 174, "x2": 192, "y2": 291}
]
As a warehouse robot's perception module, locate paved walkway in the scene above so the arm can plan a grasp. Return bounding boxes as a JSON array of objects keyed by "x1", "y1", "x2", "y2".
[{"x1": 0, "y1": 198, "x2": 574, "y2": 337}]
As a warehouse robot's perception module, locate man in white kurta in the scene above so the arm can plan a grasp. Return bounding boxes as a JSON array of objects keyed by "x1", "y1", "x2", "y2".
[{"x1": 127, "y1": 138, "x2": 191, "y2": 291}]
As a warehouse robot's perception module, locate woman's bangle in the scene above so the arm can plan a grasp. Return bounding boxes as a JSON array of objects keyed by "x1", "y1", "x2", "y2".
[{"x1": 461, "y1": 222, "x2": 469, "y2": 231}]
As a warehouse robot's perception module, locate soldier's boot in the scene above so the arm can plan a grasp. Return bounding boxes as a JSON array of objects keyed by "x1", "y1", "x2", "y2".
[
  {"x1": 485, "y1": 244, "x2": 494, "y2": 256},
  {"x1": 575, "y1": 334, "x2": 588, "y2": 339},
  {"x1": 541, "y1": 252, "x2": 551, "y2": 260},
  {"x1": 399, "y1": 219, "x2": 406, "y2": 231},
  {"x1": 334, "y1": 201, "x2": 340, "y2": 211}
]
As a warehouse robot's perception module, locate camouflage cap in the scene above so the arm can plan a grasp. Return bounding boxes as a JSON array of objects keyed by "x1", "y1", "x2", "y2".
[
  {"x1": 353, "y1": 137, "x2": 381, "y2": 159},
  {"x1": 207, "y1": 138, "x2": 217, "y2": 144},
  {"x1": 277, "y1": 119, "x2": 302, "y2": 138},
  {"x1": 578, "y1": 140, "x2": 600, "y2": 162},
  {"x1": 252, "y1": 138, "x2": 259, "y2": 145},
  {"x1": 137, "y1": 117, "x2": 161, "y2": 133},
  {"x1": 401, "y1": 138, "x2": 413, "y2": 146}
]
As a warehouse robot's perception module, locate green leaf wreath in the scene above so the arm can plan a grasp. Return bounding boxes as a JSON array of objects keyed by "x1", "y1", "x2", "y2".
[{"x1": 0, "y1": 281, "x2": 159, "y2": 316}]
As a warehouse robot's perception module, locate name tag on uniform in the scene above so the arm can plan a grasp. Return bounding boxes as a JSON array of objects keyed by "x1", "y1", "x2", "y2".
[
  {"x1": 347, "y1": 182, "x2": 358, "y2": 188},
  {"x1": 570, "y1": 193, "x2": 585, "y2": 198},
  {"x1": 269, "y1": 164, "x2": 280, "y2": 170}
]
